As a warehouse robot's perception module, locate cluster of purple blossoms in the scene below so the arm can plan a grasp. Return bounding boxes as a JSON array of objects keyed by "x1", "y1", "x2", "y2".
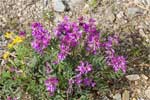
[
  {"x1": 104, "y1": 35, "x2": 126, "y2": 73},
  {"x1": 45, "y1": 77, "x2": 58, "y2": 96},
  {"x1": 54, "y1": 17, "x2": 100, "y2": 62},
  {"x1": 54, "y1": 17, "x2": 82, "y2": 62},
  {"x1": 68, "y1": 61, "x2": 96, "y2": 89},
  {"x1": 75, "y1": 61, "x2": 92, "y2": 74},
  {"x1": 79, "y1": 17, "x2": 101, "y2": 54},
  {"x1": 31, "y1": 22, "x2": 51, "y2": 53}
]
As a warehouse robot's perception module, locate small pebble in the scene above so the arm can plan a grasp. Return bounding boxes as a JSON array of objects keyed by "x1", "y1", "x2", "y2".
[
  {"x1": 126, "y1": 74, "x2": 140, "y2": 81},
  {"x1": 113, "y1": 93, "x2": 121, "y2": 100},
  {"x1": 141, "y1": 74, "x2": 148, "y2": 80}
]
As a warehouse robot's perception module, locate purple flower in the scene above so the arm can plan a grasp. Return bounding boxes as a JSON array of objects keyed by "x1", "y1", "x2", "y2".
[
  {"x1": 45, "y1": 77, "x2": 58, "y2": 96},
  {"x1": 83, "y1": 78, "x2": 96, "y2": 87},
  {"x1": 75, "y1": 61, "x2": 92, "y2": 74},
  {"x1": 67, "y1": 61, "x2": 95, "y2": 91},
  {"x1": 104, "y1": 35, "x2": 126, "y2": 73},
  {"x1": 86, "y1": 32, "x2": 100, "y2": 54},
  {"x1": 19, "y1": 31, "x2": 26, "y2": 37},
  {"x1": 31, "y1": 22, "x2": 51, "y2": 53},
  {"x1": 54, "y1": 16, "x2": 102, "y2": 63},
  {"x1": 74, "y1": 74, "x2": 82, "y2": 85},
  {"x1": 107, "y1": 56, "x2": 126, "y2": 73},
  {"x1": 54, "y1": 17, "x2": 82, "y2": 62}
]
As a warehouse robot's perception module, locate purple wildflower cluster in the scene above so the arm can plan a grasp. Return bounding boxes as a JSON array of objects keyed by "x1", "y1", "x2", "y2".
[
  {"x1": 75, "y1": 61, "x2": 92, "y2": 74},
  {"x1": 104, "y1": 35, "x2": 126, "y2": 72},
  {"x1": 68, "y1": 61, "x2": 96, "y2": 89},
  {"x1": 29, "y1": 17, "x2": 127, "y2": 97},
  {"x1": 31, "y1": 22, "x2": 51, "y2": 53},
  {"x1": 54, "y1": 17, "x2": 82, "y2": 62},
  {"x1": 45, "y1": 77, "x2": 58, "y2": 96},
  {"x1": 79, "y1": 17, "x2": 100, "y2": 54},
  {"x1": 54, "y1": 17, "x2": 100, "y2": 62}
]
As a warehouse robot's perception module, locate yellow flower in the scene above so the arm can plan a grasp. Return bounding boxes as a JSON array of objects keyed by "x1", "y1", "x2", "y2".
[
  {"x1": 3, "y1": 52, "x2": 10, "y2": 60},
  {"x1": 12, "y1": 36, "x2": 23, "y2": 44},
  {"x1": 7, "y1": 42, "x2": 14, "y2": 49},
  {"x1": 4, "y1": 32, "x2": 14, "y2": 39}
]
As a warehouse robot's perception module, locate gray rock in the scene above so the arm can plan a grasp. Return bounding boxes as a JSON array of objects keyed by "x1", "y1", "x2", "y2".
[
  {"x1": 146, "y1": 0, "x2": 150, "y2": 5},
  {"x1": 122, "y1": 90, "x2": 129, "y2": 100},
  {"x1": 43, "y1": 0, "x2": 48, "y2": 6},
  {"x1": 52, "y1": 0, "x2": 65, "y2": 12},
  {"x1": 113, "y1": 93, "x2": 121, "y2": 100},
  {"x1": 137, "y1": 98, "x2": 144, "y2": 100},
  {"x1": 126, "y1": 74, "x2": 140, "y2": 81},
  {"x1": 145, "y1": 86, "x2": 150, "y2": 99},
  {"x1": 127, "y1": 7, "x2": 141, "y2": 16},
  {"x1": 69, "y1": 0, "x2": 84, "y2": 7},
  {"x1": 102, "y1": 96, "x2": 110, "y2": 100}
]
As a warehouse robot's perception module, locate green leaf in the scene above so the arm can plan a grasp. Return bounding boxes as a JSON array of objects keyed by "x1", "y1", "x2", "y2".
[
  {"x1": 30, "y1": 56, "x2": 37, "y2": 67},
  {"x1": 1, "y1": 71, "x2": 11, "y2": 79}
]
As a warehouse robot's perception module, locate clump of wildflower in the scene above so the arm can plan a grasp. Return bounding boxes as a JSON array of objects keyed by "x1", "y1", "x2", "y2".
[
  {"x1": 45, "y1": 77, "x2": 58, "y2": 96},
  {"x1": 75, "y1": 61, "x2": 92, "y2": 74},
  {"x1": 3, "y1": 51, "x2": 10, "y2": 60},
  {"x1": 31, "y1": 22, "x2": 51, "y2": 53},
  {"x1": 107, "y1": 56, "x2": 126, "y2": 73},
  {"x1": 79, "y1": 17, "x2": 101, "y2": 54},
  {"x1": 54, "y1": 17, "x2": 100, "y2": 63},
  {"x1": 54, "y1": 17, "x2": 82, "y2": 62},
  {"x1": 86, "y1": 32, "x2": 100, "y2": 54},
  {"x1": 68, "y1": 61, "x2": 95, "y2": 91},
  {"x1": 104, "y1": 35, "x2": 126, "y2": 73}
]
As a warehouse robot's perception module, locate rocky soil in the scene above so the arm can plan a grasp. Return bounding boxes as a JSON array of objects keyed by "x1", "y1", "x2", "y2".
[{"x1": 0, "y1": 0, "x2": 150, "y2": 100}]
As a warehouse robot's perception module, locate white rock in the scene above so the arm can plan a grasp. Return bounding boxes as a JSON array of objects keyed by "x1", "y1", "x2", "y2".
[
  {"x1": 113, "y1": 93, "x2": 121, "y2": 100},
  {"x1": 126, "y1": 74, "x2": 140, "y2": 81},
  {"x1": 52, "y1": 0, "x2": 65, "y2": 12}
]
